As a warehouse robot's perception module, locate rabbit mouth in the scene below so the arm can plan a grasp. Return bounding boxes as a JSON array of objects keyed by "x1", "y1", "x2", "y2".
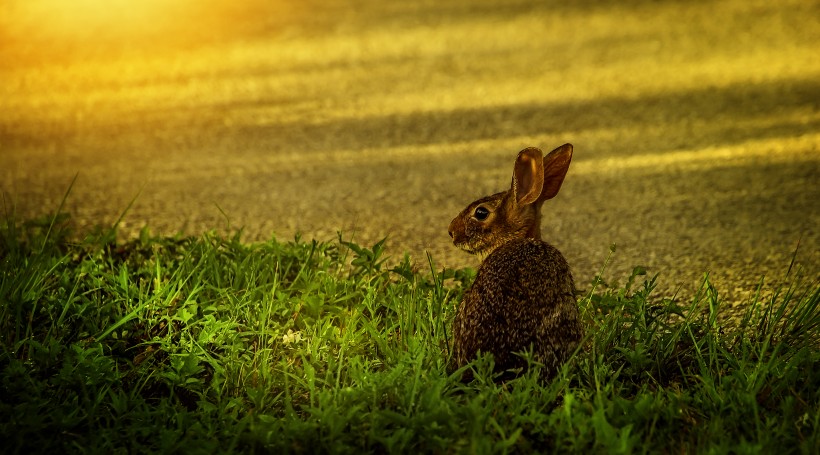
[
  {"x1": 454, "y1": 241, "x2": 492, "y2": 261},
  {"x1": 452, "y1": 240, "x2": 470, "y2": 251},
  {"x1": 453, "y1": 241, "x2": 477, "y2": 254}
]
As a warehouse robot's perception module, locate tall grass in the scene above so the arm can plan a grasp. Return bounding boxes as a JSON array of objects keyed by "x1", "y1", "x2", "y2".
[{"x1": 0, "y1": 213, "x2": 817, "y2": 454}]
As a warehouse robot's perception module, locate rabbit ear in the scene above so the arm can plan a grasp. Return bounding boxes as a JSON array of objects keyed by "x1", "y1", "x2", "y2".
[
  {"x1": 512, "y1": 147, "x2": 545, "y2": 205},
  {"x1": 537, "y1": 143, "x2": 573, "y2": 203}
]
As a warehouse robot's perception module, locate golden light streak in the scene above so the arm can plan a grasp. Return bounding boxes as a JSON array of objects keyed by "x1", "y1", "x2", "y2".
[
  {"x1": 0, "y1": 0, "x2": 294, "y2": 66},
  {"x1": 14, "y1": 0, "x2": 173, "y2": 37}
]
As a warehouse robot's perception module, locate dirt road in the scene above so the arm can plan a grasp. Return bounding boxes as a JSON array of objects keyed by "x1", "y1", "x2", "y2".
[{"x1": 1, "y1": 0, "x2": 818, "y2": 303}]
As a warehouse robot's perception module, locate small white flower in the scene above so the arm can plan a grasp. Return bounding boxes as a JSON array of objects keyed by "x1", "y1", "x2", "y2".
[{"x1": 282, "y1": 329, "x2": 302, "y2": 345}]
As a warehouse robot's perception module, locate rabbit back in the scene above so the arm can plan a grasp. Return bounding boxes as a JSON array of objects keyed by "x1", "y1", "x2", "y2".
[{"x1": 453, "y1": 237, "x2": 582, "y2": 379}]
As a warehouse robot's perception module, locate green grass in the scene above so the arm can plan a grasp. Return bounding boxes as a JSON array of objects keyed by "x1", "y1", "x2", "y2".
[{"x1": 1, "y1": 212, "x2": 818, "y2": 454}]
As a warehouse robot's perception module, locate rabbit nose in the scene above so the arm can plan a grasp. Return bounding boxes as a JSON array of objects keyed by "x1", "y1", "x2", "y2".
[{"x1": 447, "y1": 218, "x2": 459, "y2": 240}]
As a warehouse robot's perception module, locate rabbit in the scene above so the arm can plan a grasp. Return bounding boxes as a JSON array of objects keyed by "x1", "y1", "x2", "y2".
[{"x1": 447, "y1": 143, "x2": 582, "y2": 381}]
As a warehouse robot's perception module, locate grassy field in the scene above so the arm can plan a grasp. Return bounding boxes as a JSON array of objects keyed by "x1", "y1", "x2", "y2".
[{"x1": 1, "y1": 204, "x2": 818, "y2": 454}]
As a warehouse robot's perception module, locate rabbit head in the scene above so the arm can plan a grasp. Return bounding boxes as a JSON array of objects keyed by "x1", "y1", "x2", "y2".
[{"x1": 448, "y1": 144, "x2": 573, "y2": 261}]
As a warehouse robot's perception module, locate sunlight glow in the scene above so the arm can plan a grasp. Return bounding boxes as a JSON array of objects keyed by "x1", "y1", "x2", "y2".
[
  {"x1": 1, "y1": 0, "x2": 286, "y2": 65},
  {"x1": 8, "y1": 0, "x2": 186, "y2": 42}
]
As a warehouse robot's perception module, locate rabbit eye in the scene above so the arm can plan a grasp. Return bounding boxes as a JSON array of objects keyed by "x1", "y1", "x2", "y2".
[{"x1": 473, "y1": 206, "x2": 490, "y2": 221}]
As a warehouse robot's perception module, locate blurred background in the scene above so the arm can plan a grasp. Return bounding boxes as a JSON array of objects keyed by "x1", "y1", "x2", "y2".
[{"x1": 1, "y1": 0, "x2": 818, "y2": 303}]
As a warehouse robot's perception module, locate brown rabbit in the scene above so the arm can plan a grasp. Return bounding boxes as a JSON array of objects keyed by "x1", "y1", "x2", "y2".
[{"x1": 448, "y1": 144, "x2": 582, "y2": 381}]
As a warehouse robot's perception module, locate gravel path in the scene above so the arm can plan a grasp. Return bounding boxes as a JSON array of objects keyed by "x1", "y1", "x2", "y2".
[{"x1": 1, "y1": 0, "x2": 818, "y2": 305}]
